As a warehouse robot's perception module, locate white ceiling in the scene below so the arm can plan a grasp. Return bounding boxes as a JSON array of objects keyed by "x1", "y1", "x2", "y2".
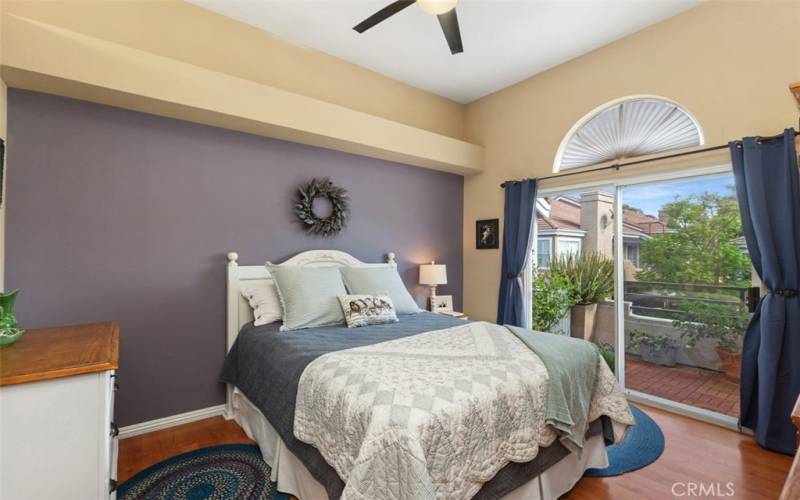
[{"x1": 189, "y1": 0, "x2": 700, "y2": 103}]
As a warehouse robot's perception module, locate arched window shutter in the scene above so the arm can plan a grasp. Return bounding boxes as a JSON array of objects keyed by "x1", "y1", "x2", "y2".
[{"x1": 554, "y1": 96, "x2": 704, "y2": 172}]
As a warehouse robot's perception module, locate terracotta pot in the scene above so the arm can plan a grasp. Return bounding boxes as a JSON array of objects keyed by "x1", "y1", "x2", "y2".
[
  {"x1": 715, "y1": 346, "x2": 741, "y2": 382},
  {"x1": 570, "y1": 303, "x2": 598, "y2": 341}
]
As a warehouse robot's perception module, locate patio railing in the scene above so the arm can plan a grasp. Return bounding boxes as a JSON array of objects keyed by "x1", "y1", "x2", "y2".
[{"x1": 623, "y1": 280, "x2": 760, "y2": 320}]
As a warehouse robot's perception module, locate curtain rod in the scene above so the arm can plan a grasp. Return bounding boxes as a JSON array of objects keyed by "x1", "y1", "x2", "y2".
[{"x1": 500, "y1": 130, "x2": 800, "y2": 188}]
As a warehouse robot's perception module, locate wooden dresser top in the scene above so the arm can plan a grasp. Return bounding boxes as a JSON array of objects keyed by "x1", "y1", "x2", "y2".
[{"x1": 0, "y1": 322, "x2": 119, "y2": 386}]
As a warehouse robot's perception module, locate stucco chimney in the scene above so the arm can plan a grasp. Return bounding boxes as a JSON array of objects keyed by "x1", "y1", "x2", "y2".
[{"x1": 580, "y1": 191, "x2": 614, "y2": 257}]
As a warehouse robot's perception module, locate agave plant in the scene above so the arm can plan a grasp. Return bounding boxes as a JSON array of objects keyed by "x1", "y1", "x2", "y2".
[{"x1": 549, "y1": 252, "x2": 614, "y2": 305}]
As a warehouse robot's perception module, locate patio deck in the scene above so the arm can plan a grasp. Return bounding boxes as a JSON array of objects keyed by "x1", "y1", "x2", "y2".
[{"x1": 625, "y1": 357, "x2": 740, "y2": 418}]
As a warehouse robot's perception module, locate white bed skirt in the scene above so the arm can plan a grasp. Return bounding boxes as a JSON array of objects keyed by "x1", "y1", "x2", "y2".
[{"x1": 232, "y1": 389, "x2": 611, "y2": 500}]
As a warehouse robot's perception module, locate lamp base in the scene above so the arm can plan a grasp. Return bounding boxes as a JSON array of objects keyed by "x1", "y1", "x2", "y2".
[{"x1": 429, "y1": 285, "x2": 437, "y2": 311}]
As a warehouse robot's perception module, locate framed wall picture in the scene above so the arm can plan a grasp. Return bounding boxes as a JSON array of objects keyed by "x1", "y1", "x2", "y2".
[
  {"x1": 476, "y1": 219, "x2": 499, "y2": 249},
  {"x1": 432, "y1": 295, "x2": 454, "y2": 313}
]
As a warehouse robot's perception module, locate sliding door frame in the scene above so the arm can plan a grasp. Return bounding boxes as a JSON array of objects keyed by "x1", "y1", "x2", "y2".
[{"x1": 532, "y1": 162, "x2": 740, "y2": 430}]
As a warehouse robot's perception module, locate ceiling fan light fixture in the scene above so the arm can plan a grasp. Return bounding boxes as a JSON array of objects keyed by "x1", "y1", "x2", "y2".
[{"x1": 416, "y1": 0, "x2": 457, "y2": 16}]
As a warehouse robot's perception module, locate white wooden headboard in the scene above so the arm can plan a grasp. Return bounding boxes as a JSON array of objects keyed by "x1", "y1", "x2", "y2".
[{"x1": 224, "y1": 249, "x2": 396, "y2": 416}]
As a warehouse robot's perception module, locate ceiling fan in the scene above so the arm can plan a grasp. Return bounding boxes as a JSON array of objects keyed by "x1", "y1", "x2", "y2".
[{"x1": 353, "y1": 0, "x2": 463, "y2": 55}]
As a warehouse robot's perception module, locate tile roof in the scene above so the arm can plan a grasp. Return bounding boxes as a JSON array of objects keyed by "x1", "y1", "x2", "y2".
[{"x1": 537, "y1": 196, "x2": 667, "y2": 237}]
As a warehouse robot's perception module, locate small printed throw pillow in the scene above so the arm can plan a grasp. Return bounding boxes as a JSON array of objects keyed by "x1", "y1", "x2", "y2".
[
  {"x1": 338, "y1": 294, "x2": 399, "y2": 328},
  {"x1": 240, "y1": 282, "x2": 282, "y2": 327}
]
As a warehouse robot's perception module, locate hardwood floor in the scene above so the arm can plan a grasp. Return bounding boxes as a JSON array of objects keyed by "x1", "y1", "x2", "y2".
[
  {"x1": 118, "y1": 405, "x2": 792, "y2": 499},
  {"x1": 566, "y1": 405, "x2": 791, "y2": 499},
  {"x1": 118, "y1": 417, "x2": 253, "y2": 483}
]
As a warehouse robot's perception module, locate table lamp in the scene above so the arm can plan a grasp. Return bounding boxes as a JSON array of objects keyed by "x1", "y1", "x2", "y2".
[{"x1": 419, "y1": 261, "x2": 447, "y2": 311}]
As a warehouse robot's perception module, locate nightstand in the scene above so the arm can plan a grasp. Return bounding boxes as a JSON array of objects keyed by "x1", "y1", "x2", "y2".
[{"x1": 434, "y1": 311, "x2": 469, "y2": 320}]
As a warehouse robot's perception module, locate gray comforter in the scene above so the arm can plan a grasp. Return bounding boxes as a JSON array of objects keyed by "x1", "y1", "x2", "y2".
[{"x1": 220, "y1": 313, "x2": 609, "y2": 500}]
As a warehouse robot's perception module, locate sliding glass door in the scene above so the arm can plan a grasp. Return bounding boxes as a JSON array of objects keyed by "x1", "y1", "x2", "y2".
[
  {"x1": 619, "y1": 173, "x2": 752, "y2": 422},
  {"x1": 532, "y1": 167, "x2": 752, "y2": 426}
]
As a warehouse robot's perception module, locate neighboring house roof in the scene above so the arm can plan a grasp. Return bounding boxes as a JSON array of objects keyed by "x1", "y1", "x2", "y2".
[
  {"x1": 622, "y1": 209, "x2": 669, "y2": 235},
  {"x1": 539, "y1": 197, "x2": 582, "y2": 232},
  {"x1": 537, "y1": 196, "x2": 666, "y2": 239}
]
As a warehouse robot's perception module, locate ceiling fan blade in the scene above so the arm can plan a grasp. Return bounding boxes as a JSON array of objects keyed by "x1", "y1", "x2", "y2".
[
  {"x1": 437, "y1": 8, "x2": 463, "y2": 54},
  {"x1": 353, "y1": 0, "x2": 415, "y2": 33}
]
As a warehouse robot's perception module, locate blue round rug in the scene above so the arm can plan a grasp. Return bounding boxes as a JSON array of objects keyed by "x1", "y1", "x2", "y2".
[
  {"x1": 118, "y1": 444, "x2": 291, "y2": 500},
  {"x1": 584, "y1": 404, "x2": 665, "y2": 477}
]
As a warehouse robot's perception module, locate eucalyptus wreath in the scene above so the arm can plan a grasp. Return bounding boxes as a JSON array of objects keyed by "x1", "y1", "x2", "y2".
[{"x1": 294, "y1": 177, "x2": 349, "y2": 237}]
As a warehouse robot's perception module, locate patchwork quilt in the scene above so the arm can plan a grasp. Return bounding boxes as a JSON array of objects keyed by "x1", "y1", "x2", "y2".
[{"x1": 294, "y1": 321, "x2": 634, "y2": 500}]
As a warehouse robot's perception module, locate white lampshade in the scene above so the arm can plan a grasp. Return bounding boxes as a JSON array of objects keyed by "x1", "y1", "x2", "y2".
[
  {"x1": 416, "y1": 0, "x2": 457, "y2": 16},
  {"x1": 419, "y1": 261, "x2": 447, "y2": 285}
]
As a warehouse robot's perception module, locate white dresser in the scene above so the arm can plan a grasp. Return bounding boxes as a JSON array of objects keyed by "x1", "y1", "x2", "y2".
[{"x1": 0, "y1": 322, "x2": 119, "y2": 500}]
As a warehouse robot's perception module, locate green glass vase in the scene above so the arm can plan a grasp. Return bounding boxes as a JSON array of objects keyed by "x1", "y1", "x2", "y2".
[{"x1": 0, "y1": 289, "x2": 24, "y2": 347}]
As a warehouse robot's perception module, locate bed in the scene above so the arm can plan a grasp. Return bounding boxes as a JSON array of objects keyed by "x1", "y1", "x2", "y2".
[{"x1": 221, "y1": 250, "x2": 633, "y2": 500}]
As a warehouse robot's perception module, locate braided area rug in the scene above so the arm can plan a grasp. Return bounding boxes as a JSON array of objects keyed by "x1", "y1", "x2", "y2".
[{"x1": 118, "y1": 444, "x2": 290, "y2": 500}]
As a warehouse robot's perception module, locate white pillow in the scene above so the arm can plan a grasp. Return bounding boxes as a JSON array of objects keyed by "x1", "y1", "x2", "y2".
[{"x1": 240, "y1": 282, "x2": 282, "y2": 326}]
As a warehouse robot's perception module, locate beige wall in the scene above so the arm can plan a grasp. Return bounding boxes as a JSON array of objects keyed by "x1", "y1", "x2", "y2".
[
  {"x1": 3, "y1": 1, "x2": 799, "y2": 304},
  {"x1": 0, "y1": 0, "x2": 485, "y2": 288},
  {"x1": 462, "y1": 1, "x2": 800, "y2": 321},
  {"x1": 3, "y1": 1, "x2": 464, "y2": 140},
  {"x1": 0, "y1": 5, "x2": 482, "y2": 175}
]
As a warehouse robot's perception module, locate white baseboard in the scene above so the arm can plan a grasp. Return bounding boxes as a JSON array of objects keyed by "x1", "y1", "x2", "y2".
[{"x1": 119, "y1": 404, "x2": 227, "y2": 439}]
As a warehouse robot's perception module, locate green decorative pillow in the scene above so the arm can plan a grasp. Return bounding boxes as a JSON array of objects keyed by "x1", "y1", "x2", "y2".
[
  {"x1": 338, "y1": 294, "x2": 398, "y2": 328},
  {"x1": 266, "y1": 263, "x2": 348, "y2": 331},
  {"x1": 340, "y1": 266, "x2": 421, "y2": 315}
]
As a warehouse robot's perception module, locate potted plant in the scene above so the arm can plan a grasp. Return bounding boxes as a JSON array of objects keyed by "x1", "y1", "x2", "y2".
[
  {"x1": 673, "y1": 302, "x2": 750, "y2": 381},
  {"x1": 0, "y1": 289, "x2": 24, "y2": 347},
  {"x1": 531, "y1": 269, "x2": 574, "y2": 334},
  {"x1": 549, "y1": 252, "x2": 613, "y2": 341},
  {"x1": 628, "y1": 329, "x2": 680, "y2": 366}
]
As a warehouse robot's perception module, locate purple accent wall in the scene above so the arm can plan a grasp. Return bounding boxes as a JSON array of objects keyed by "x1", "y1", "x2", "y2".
[{"x1": 6, "y1": 90, "x2": 463, "y2": 426}]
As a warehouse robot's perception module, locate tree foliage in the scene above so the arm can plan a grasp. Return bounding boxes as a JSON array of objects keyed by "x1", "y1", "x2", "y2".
[
  {"x1": 623, "y1": 204, "x2": 644, "y2": 214},
  {"x1": 672, "y1": 302, "x2": 750, "y2": 350},
  {"x1": 636, "y1": 192, "x2": 751, "y2": 285}
]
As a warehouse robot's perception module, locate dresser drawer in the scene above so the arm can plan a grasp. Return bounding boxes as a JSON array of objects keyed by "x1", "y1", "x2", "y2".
[
  {"x1": 0, "y1": 322, "x2": 119, "y2": 500},
  {"x1": 1, "y1": 371, "x2": 116, "y2": 499}
]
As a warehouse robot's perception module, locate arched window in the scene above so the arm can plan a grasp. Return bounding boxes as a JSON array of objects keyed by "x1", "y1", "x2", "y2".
[{"x1": 553, "y1": 96, "x2": 704, "y2": 172}]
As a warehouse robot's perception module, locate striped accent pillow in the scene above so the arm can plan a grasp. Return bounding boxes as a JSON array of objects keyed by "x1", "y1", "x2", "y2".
[{"x1": 266, "y1": 263, "x2": 348, "y2": 331}]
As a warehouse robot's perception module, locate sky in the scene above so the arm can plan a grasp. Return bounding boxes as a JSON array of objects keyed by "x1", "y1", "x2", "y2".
[
  {"x1": 622, "y1": 175, "x2": 736, "y2": 216},
  {"x1": 559, "y1": 174, "x2": 736, "y2": 217}
]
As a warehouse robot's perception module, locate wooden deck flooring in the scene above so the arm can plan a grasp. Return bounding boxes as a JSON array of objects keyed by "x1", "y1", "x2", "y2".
[{"x1": 626, "y1": 358, "x2": 740, "y2": 417}]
